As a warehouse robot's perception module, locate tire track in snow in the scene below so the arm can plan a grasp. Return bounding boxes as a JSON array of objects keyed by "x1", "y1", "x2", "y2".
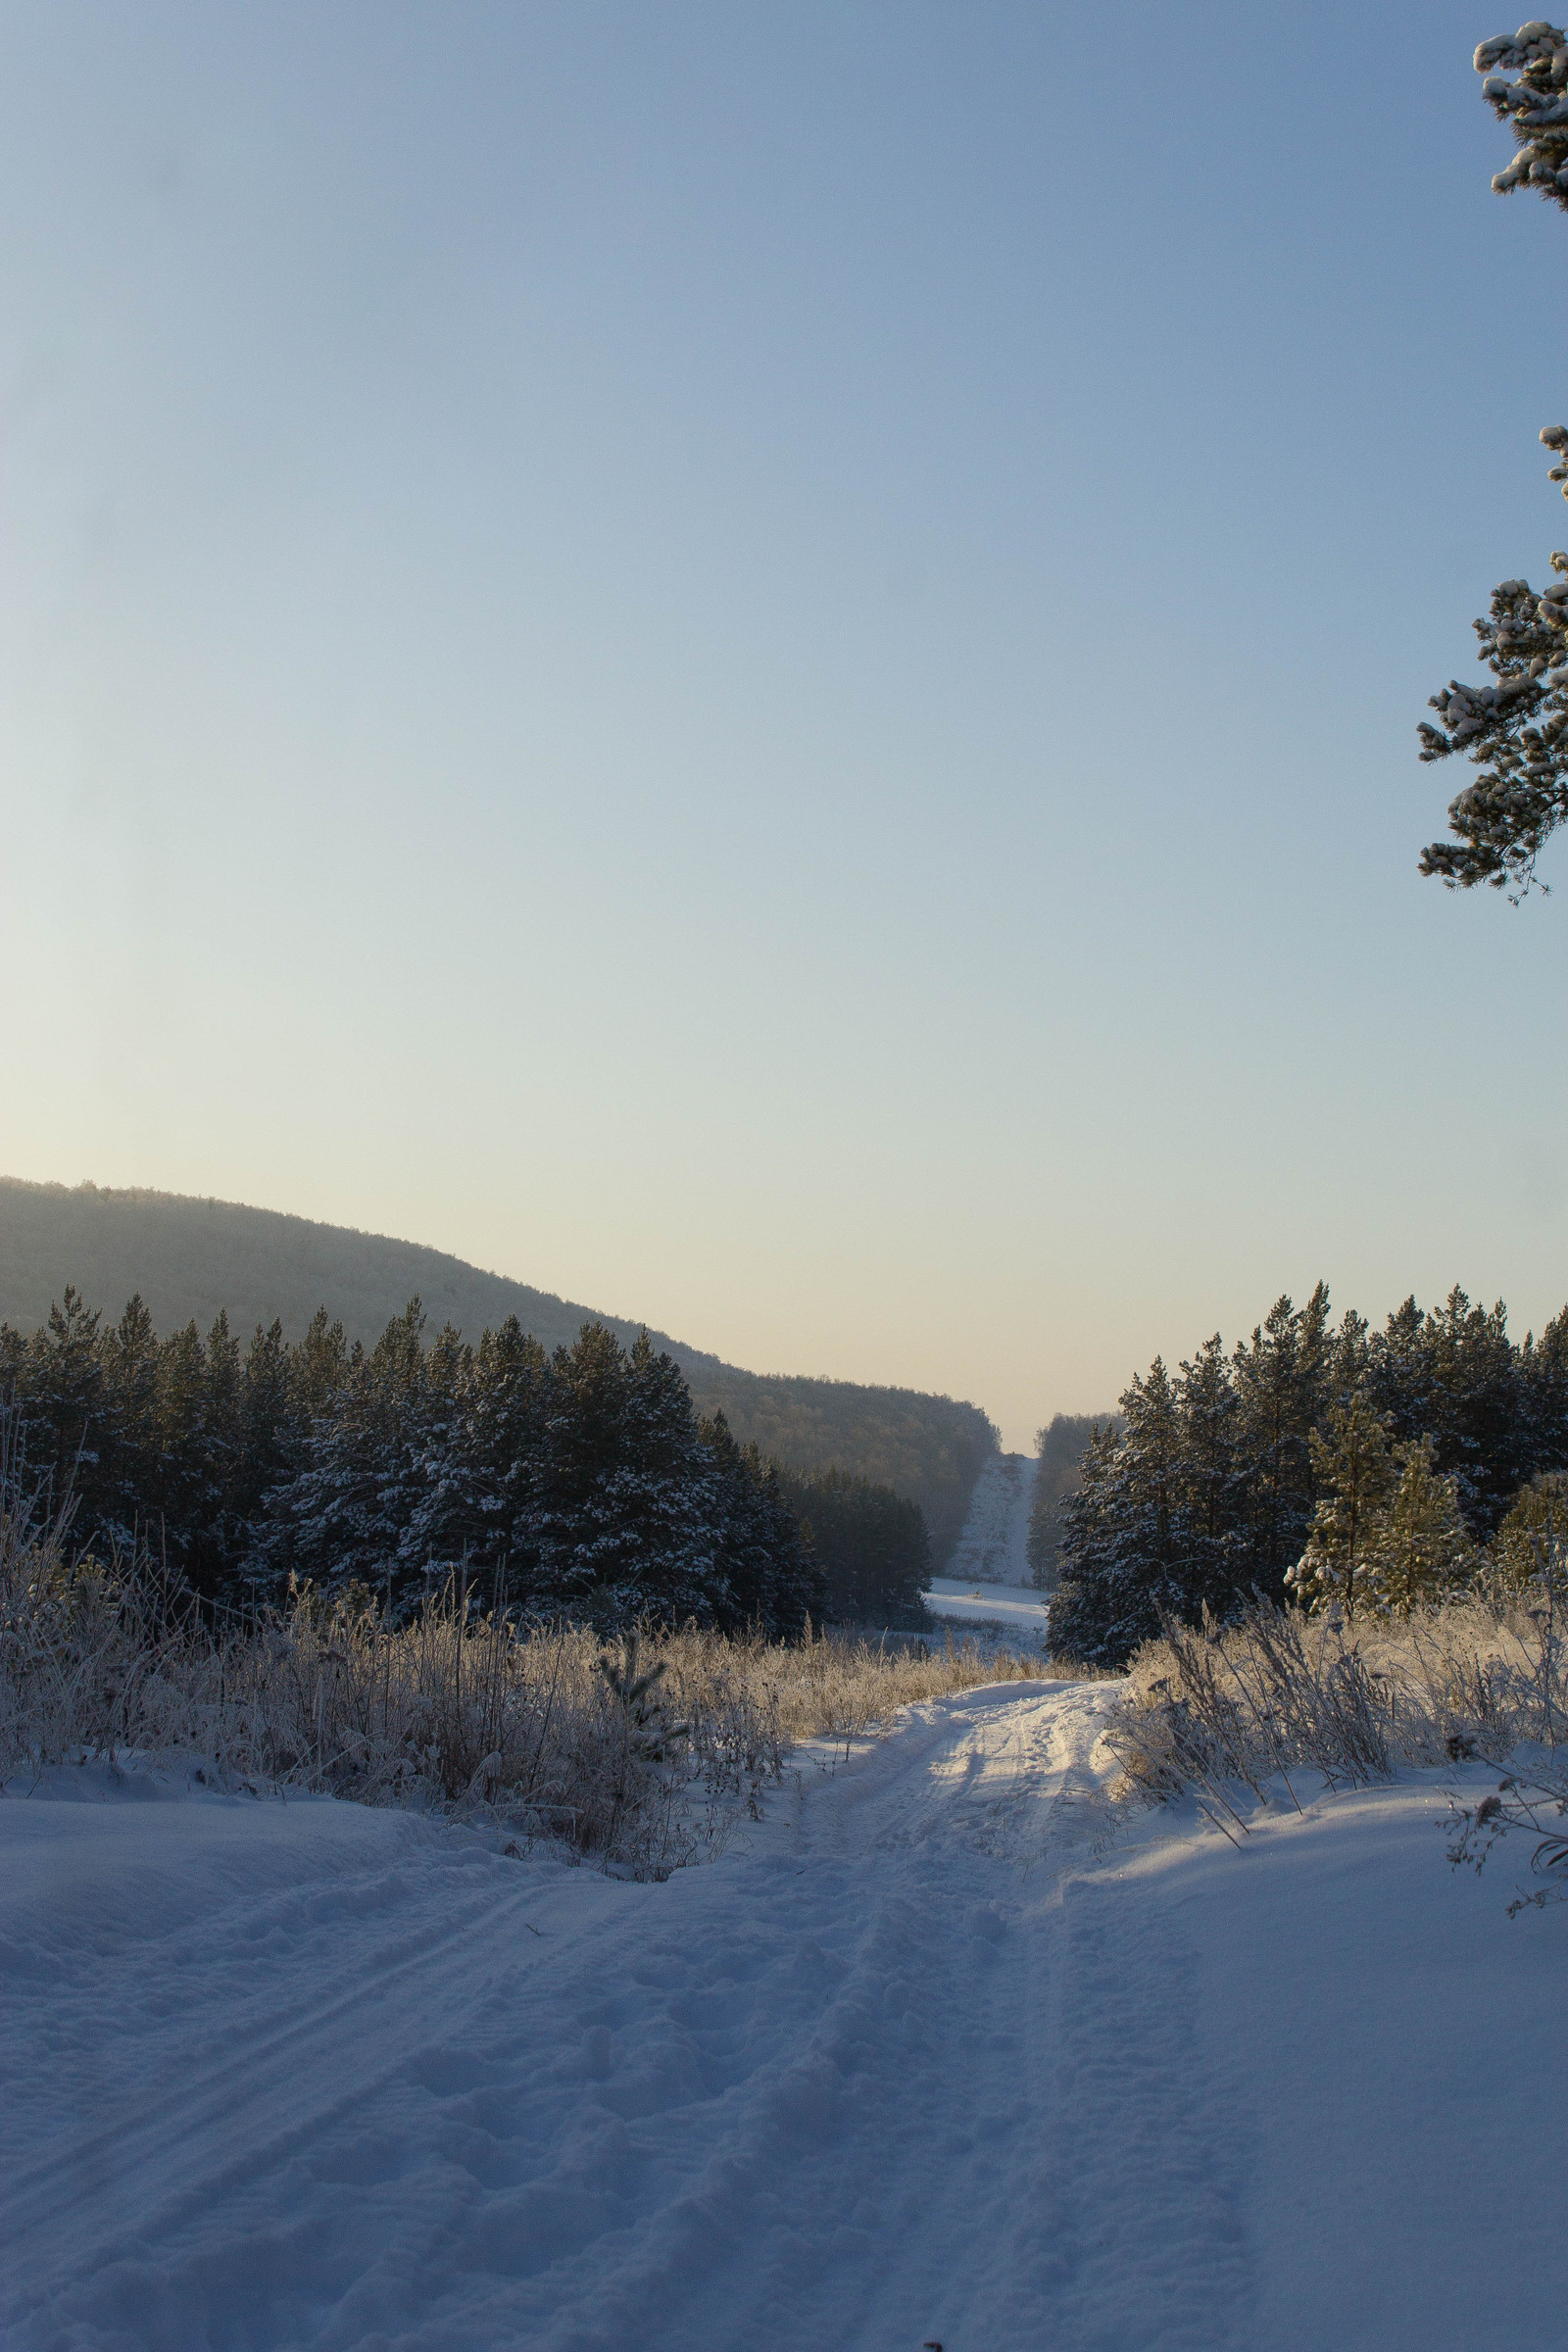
[
  {"x1": 3, "y1": 1679, "x2": 1264, "y2": 2352},
  {"x1": 4, "y1": 1847, "x2": 557, "y2": 2273}
]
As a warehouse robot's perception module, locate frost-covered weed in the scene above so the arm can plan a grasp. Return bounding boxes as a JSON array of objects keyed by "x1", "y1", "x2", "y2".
[
  {"x1": 1108, "y1": 1594, "x2": 1568, "y2": 1838},
  {"x1": 0, "y1": 1506, "x2": 1055, "y2": 1876},
  {"x1": 1448, "y1": 1762, "x2": 1568, "y2": 1912}
]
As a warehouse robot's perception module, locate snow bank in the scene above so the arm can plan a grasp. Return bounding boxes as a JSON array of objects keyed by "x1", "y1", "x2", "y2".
[{"x1": 4, "y1": 1692, "x2": 1565, "y2": 2350}]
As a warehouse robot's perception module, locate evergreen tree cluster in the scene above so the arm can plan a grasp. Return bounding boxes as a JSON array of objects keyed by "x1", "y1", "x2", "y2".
[
  {"x1": 0, "y1": 1289, "x2": 841, "y2": 1637},
  {"x1": 1026, "y1": 1412, "x2": 1122, "y2": 1592},
  {"x1": 1053, "y1": 1284, "x2": 1568, "y2": 1667},
  {"x1": 0, "y1": 1178, "x2": 997, "y2": 1572},
  {"x1": 774, "y1": 1465, "x2": 931, "y2": 1629}
]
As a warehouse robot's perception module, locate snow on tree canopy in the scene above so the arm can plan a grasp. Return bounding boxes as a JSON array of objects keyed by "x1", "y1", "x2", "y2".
[{"x1": 1473, "y1": 22, "x2": 1568, "y2": 201}]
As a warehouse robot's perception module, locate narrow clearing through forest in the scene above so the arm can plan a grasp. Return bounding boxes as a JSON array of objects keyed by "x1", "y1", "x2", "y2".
[{"x1": 4, "y1": 1681, "x2": 1564, "y2": 2351}]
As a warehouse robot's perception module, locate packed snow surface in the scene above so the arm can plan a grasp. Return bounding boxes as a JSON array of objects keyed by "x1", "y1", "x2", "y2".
[
  {"x1": 923, "y1": 1576, "x2": 1051, "y2": 1634},
  {"x1": 945, "y1": 1450, "x2": 1036, "y2": 1584},
  {"x1": 5, "y1": 1687, "x2": 1566, "y2": 2351}
]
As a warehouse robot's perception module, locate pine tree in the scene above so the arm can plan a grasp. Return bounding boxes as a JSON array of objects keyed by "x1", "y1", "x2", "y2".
[
  {"x1": 403, "y1": 1316, "x2": 550, "y2": 1608},
  {"x1": 612, "y1": 1330, "x2": 717, "y2": 1626},
  {"x1": 291, "y1": 1306, "x2": 351, "y2": 1417},
  {"x1": 1490, "y1": 1471, "x2": 1568, "y2": 1592},
  {"x1": 1173, "y1": 1335, "x2": 1249, "y2": 1616},
  {"x1": 1026, "y1": 1413, "x2": 1117, "y2": 1592},
  {"x1": 1324, "y1": 1306, "x2": 1373, "y2": 1407},
  {"x1": 1364, "y1": 1439, "x2": 1476, "y2": 1615},
  {"x1": 148, "y1": 1319, "x2": 227, "y2": 1591},
  {"x1": 395, "y1": 1320, "x2": 472, "y2": 1592},
  {"x1": 534, "y1": 1324, "x2": 717, "y2": 1629},
  {"x1": 1519, "y1": 1304, "x2": 1568, "y2": 1477},
  {"x1": 1367, "y1": 1295, "x2": 1438, "y2": 1449},
  {"x1": 234, "y1": 1322, "x2": 294, "y2": 1543},
  {"x1": 1232, "y1": 1293, "x2": 1326, "y2": 1595},
  {"x1": 535, "y1": 1320, "x2": 626, "y2": 1616},
  {"x1": 742, "y1": 1445, "x2": 822, "y2": 1638},
  {"x1": 779, "y1": 1462, "x2": 927, "y2": 1628},
  {"x1": 1298, "y1": 1281, "x2": 1334, "y2": 1428},
  {"x1": 1363, "y1": 1289, "x2": 1525, "y2": 1541},
  {"x1": 98, "y1": 1294, "x2": 161, "y2": 1552},
  {"x1": 1440, "y1": 1291, "x2": 1524, "y2": 1534},
  {"x1": 1286, "y1": 1393, "x2": 1396, "y2": 1623},
  {"x1": 258, "y1": 1299, "x2": 430, "y2": 1605},
  {"x1": 596, "y1": 1631, "x2": 687, "y2": 1763},
  {"x1": 1053, "y1": 1358, "x2": 1187, "y2": 1666},
  {"x1": 19, "y1": 1288, "x2": 108, "y2": 1524},
  {"x1": 702, "y1": 1413, "x2": 769, "y2": 1631},
  {"x1": 198, "y1": 1310, "x2": 246, "y2": 1593},
  {"x1": 1418, "y1": 26, "x2": 1568, "y2": 893}
]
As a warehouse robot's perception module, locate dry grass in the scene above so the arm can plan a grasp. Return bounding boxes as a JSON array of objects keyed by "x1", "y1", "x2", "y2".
[
  {"x1": 0, "y1": 1497, "x2": 1068, "y2": 1877},
  {"x1": 1106, "y1": 1592, "x2": 1568, "y2": 1845}
]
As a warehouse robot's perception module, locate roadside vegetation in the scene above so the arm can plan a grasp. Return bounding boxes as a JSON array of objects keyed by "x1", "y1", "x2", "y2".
[
  {"x1": 1111, "y1": 1588, "x2": 1563, "y2": 1802},
  {"x1": 1107, "y1": 1586, "x2": 1568, "y2": 1908},
  {"x1": 0, "y1": 1488, "x2": 1054, "y2": 1881},
  {"x1": 1046, "y1": 1270, "x2": 1568, "y2": 1906},
  {"x1": 1051, "y1": 1282, "x2": 1568, "y2": 1668}
]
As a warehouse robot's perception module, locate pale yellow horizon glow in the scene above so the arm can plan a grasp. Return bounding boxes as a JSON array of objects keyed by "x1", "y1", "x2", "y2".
[{"x1": 6, "y1": 1136, "x2": 1567, "y2": 1459}]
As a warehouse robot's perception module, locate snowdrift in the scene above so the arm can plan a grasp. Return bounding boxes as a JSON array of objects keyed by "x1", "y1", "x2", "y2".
[{"x1": 3, "y1": 1685, "x2": 1564, "y2": 2351}]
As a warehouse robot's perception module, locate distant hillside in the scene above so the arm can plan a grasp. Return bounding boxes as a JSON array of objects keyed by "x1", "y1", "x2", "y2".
[{"x1": 0, "y1": 1178, "x2": 997, "y2": 1567}]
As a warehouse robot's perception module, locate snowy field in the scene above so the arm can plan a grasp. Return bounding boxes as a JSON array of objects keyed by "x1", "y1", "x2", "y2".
[
  {"x1": 5, "y1": 1685, "x2": 1567, "y2": 2351},
  {"x1": 924, "y1": 1573, "x2": 1051, "y2": 1635}
]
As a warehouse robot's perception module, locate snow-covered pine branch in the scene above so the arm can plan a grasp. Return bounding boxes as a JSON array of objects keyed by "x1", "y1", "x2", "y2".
[
  {"x1": 1415, "y1": 31, "x2": 1568, "y2": 889},
  {"x1": 1418, "y1": 465, "x2": 1568, "y2": 895},
  {"x1": 1475, "y1": 21, "x2": 1568, "y2": 204}
]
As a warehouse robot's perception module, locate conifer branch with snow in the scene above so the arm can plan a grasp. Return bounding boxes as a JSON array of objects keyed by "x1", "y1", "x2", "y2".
[
  {"x1": 1474, "y1": 20, "x2": 1568, "y2": 204},
  {"x1": 1417, "y1": 26, "x2": 1568, "y2": 891}
]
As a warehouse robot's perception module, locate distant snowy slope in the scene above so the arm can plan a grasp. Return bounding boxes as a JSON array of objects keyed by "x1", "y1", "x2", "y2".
[
  {"x1": 947, "y1": 1448, "x2": 1037, "y2": 1583},
  {"x1": 4, "y1": 1705, "x2": 1565, "y2": 2350}
]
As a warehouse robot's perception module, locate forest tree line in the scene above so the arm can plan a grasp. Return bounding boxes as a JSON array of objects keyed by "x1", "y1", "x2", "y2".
[
  {"x1": 0, "y1": 1178, "x2": 997, "y2": 1567},
  {"x1": 1053, "y1": 1284, "x2": 1568, "y2": 1666},
  {"x1": 0, "y1": 1289, "x2": 931, "y2": 1636}
]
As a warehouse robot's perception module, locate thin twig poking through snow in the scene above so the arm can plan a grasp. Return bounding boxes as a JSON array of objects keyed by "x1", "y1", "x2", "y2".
[{"x1": 1448, "y1": 1765, "x2": 1568, "y2": 1912}]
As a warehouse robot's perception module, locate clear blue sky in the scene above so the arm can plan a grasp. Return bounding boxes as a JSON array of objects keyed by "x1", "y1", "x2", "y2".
[{"x1": 2, "y1": 2, "x2": 1565, "y2": 1446}]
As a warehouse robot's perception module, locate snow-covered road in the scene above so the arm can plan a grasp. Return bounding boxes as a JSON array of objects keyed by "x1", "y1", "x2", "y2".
[
  {"x1": 944, "y1": 1451, "x2": 1037, "y2": 1587},
  {"x1": 5, "y1": 1684, "x2": 1567, "y2": 2351}
]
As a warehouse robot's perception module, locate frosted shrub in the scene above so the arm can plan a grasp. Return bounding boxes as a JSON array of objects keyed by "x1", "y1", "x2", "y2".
[
  {"x1": 1108, "y1": 1594, "x2": 1568, "y2": 1832},
  {"x1": 0, "y1": 1491, "x2": 199, "y2": 1771},
  {"x1": 0, "y1": 1511, "x2": 1059, "y2": 1877}
]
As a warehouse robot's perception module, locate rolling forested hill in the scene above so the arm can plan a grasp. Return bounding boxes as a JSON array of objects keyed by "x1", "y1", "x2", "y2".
[{"x1": 0, "y1": 1178, "x2": 997, "y2": 1566}]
